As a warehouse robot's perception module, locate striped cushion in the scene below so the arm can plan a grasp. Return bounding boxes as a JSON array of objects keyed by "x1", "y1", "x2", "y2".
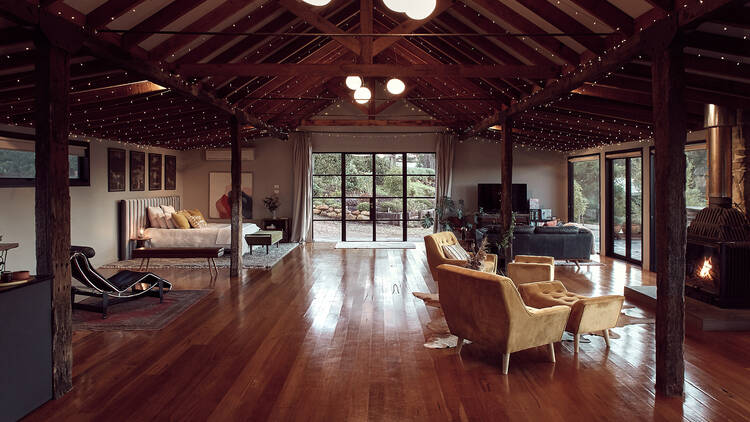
[{"x1": 443, "y1": 244, "x2": 470, "y2": 261}]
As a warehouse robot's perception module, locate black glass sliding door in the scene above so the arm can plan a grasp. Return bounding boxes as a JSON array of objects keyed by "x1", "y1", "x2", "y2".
[{"x1": 606, "y1": 151, "x2": 642, "y2": 263}]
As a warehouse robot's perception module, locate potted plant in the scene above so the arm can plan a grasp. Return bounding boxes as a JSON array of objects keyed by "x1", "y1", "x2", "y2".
[{"x1": 263, "y1": 194, "x2": 280, "y2": 219}]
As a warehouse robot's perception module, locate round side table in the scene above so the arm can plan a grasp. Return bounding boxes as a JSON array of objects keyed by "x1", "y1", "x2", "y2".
[{"x1": 134, "y1": 236, "x2": 152, "y2": 249}]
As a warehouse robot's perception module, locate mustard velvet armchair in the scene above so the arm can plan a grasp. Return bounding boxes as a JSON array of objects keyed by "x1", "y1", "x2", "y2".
[
  {"x1": 436, "y1": 264, "x2": 571, "y2": 374},
  {"x1": 424, "y1": 232, "x2": 497, "y2": 283},
  {"x1": 518, "y1": 281, "x2": 625, "y2": 353},
  {"x1": 507, "y1": 255, "x2": 555, "y2": 286}
]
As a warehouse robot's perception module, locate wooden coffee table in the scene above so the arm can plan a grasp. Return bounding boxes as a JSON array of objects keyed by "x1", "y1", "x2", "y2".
[{"x1": 132, "y1": 247, "x2": 224, "y2": 277}]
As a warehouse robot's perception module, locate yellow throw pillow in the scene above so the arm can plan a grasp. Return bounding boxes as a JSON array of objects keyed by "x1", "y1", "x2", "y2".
[
  {"x1": 172, "y1": 212, "x2": 191, "y2": 229},
  {"x1": 186, "y1": 209, "x2": 205, "y2": 220},
  {"x1": 187, "y1": 214, "x2": 208, "y2": 229}
]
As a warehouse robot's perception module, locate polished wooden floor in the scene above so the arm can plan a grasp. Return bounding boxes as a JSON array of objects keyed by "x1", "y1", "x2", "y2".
[{"x1": 26, "y1": 244, "x2": 750, "y2": 421}]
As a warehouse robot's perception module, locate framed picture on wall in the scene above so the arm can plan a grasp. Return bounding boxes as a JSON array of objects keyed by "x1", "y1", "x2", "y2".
[
  {"x1": 148, "y1": 153, "x2": 162, "y2": 190},
  {"x1": 164, "y1": 155, "x2": 176, "y2": 190},
  {"x1": 129, "y1": 150, "x2": 145, "y2": 191},
  {"x1": 107, "y1": 148, "x2": 126, "y2": 192},
  {"x1": 208, "y1": 172, "x2": 253, "y2": 219}
]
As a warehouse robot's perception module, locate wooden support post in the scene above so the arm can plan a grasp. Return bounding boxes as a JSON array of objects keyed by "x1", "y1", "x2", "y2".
[
  {"x1": 34, "y1": 32, "x2": 72, "y2": 398},
  {"x1": 651, "y1": 38, "x2": 687, "y2": 397},
  {"x1": 734, "y1": 109, "x2": 750, "y2": 219},
  {"x1": 501, "y1": 116, "x2": 514, "y2": 268},
  {"x1": 230, "y1": 115, "x2": 242, "y2": 277}
]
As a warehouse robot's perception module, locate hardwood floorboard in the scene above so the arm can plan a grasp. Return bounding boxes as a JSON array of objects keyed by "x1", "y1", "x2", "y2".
[{"x1": 23, "y1": 244, "x2": 750, "y2": 421}]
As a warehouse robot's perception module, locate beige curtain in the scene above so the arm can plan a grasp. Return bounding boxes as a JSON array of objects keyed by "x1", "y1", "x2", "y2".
[
  {"x1": 435, "y1": 132, "x2": 455, "y2": 232},
  {"x1": 290, "y1": 131, "x2": 313, "y2": 242}
]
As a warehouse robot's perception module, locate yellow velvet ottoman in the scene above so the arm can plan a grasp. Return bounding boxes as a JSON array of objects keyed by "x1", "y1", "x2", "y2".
[{"x1": 518, "y1": 281, "x2": 624, "y2": 353}]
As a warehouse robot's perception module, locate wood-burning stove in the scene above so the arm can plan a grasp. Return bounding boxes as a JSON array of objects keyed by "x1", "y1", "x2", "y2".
[{"x1": 685, "y1": 105, "x2": 750, "y2": 308}]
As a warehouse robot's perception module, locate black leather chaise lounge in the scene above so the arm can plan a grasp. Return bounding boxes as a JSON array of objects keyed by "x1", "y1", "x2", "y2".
[{"x1": 70, "y1": 246, "x2": 172, "y2": 318}]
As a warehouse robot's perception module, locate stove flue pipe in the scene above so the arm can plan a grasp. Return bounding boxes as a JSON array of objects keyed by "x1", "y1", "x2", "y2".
[{"x1": 705, "y1": 104, "x2": 736, "y2": 208}]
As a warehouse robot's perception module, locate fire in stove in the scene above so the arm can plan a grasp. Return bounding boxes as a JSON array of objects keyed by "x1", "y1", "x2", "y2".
[{"x1": 698, "y1": 258, "x2": 713, "y2": 280}]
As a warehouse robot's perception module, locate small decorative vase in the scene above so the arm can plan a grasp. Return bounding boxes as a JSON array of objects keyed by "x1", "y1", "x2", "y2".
[{"x1": 272, "y1": 210, "x2": 277, "y2": 219}]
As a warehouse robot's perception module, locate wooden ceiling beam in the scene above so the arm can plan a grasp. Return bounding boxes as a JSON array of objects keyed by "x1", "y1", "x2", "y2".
[
  {"x1": 0, "y1": 0, "x2": 280, "y2": 135},
  {"x1": 176, "y1": 62, "x2": 561, "y2": 79},
  {"x1": 684, "y1": 31, "x2": 750, "y2": 59},
  {"x1": 567, "y1": 0, "x2": 635, "y2": 36},
  {"x1": 120, "y1": 0, "x2": 210, "y2": 50},
  {"x1": 371, "y1": 0, "x2": 455, "y2": 55},
  {"x1": 465, "y1": 0, "x2": 743, "y2": 137},
  {"x1": 463, "y1": 0, "x2": 580, "y2": 65},
  {"x1": 300, "y1": 119, "x2": 452, "y2": 126},
  {"x1": 86, "y1": 0, "x2": 150, "y2": 29},
  {"x1": 360, "y1": 0, "x2": 373, "y2": 63},
  {"x1": 277, "y1": 0, "x2": 361, "y2": 55},
  {"x1": 514, "y1": 0, "x2": 608, "y2": 53}
]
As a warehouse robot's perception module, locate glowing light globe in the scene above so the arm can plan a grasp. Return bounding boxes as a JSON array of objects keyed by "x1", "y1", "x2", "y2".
[
  {"x1": 383, "y1": 0, "x2": 409, "y2": 13},
  {"x1": 354, "y1": 86, "x2": 372, "y2": 104},
  {"x1": 405, "y1": 0, "x2": 436, "y2": 20},
  {"x1": 386, "y1": 78, "x2": 406, "y2": 95},
  {"x1": 345, "y1": 76, "x2": 363, "y2": 90},
  {"x1": 301, "y1": 0, "x2": 331, "y2": 6}
]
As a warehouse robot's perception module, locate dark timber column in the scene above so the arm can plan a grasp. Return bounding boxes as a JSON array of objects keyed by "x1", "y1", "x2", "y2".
[
  {"x1": 501, "y1": 116, "x2": 513, "y2": 268},
  {"x1": 651, "y1": 38, "x2": 687, "y2": 397},
  {"x1": 230, "y1": 116, "x2": 242, "y2": 277},
  {"x1": 34, "y1": 33, "x2": 72, "y2": 398}
]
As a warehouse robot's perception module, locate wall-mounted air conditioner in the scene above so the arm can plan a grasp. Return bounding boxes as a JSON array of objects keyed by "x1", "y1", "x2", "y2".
[{"x1": 204, "y1": 148, "x2": 255, "y2": 161}]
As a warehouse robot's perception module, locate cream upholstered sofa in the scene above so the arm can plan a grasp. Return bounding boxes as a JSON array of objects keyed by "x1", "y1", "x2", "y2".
[
  {"x1": 436, "y1": 264, "x2": 570, "y2": 374},
  {"x1": 424, "y1": 231, "x2": 497, "y2": 283},
  {"x1": 518, "y1": 281, "x2": 624, "y2": 353},
  {"x1": 507, "y1": 255, "x2": 555, "y2": 285}
]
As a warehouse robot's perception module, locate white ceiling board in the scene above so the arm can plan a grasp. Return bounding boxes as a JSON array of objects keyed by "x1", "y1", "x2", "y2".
[
  {"x1": 105, "y1": 0, "x2": 172, "y2": 30},
  {"x1": 607, "y1": 0, "x2": 653, "y2": 19}
]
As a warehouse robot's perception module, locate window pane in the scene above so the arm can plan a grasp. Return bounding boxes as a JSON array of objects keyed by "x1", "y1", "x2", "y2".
[
  {"x1": 0, "y1": 149, "x2": 35, "y2": 178},
  {"x1": 408, "y1": 220, "x2": 433, "y2": 241},
  {"x1": 570, "y1": 159, "x2": 599, "y2": 253},
  {"x1": 345, "y1": 198, "x2": 371, "y2": 220},
  {"x1": 406, "y1": 153, "x2": 435, "y2": 174},
  {"x1": 346, "y1": 221, "x2": 373, "y2": 241},
  {"x1": 69, "y1": 156, "x2": 80, "y2": 179},
  {"x1": 376, "y1": 175, "x2": 403, "y2": 196},
  {"x1": 314, "y1": 221, "x2": 341, "y2": 242},
  {"x1": 630, "y1": 157, "x2": 643, "y2": 262},
  {"x1": 313, "y1": 199, "x2": 342, "y2": 220},
  {"x1": 345, "y1": 176, "x2": 372, "y2": 197},
  {"x1": 406, "y1": 199, "x2": 436, "y2": 221},
  {"x1": 612, "y1": 159, "x2": 627, "y2": 257},
  {"x1": 375, "y1": 154, "x2": 402, "y2": 175},
  {"x1": 313, "y1": 153, "x2": 340, "y2": 175},
  {"x1": 376, "y1": 198, "x2": 403, "y2": 215},
  {"x1": 407, "y1": 175, "x2": 436, "y2": 198},
  {"x1": 345, "y1": 154, "x2": 372, "y2": 175},
  {"x1": 376, "y1": 221, "x2": 403, "y2": 241},
  {"x1": 313, "y1": 175, "x2": 341, "y2": 197},
  {"x1": 685, "y1": 148, "x2": 707, "y2": 225}
]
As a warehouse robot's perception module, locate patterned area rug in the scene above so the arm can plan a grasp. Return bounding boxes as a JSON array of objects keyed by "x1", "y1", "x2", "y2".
[
  {"x1": 73, "y1": 289, "x2": 211, "y2": 331},
  {"x1": 100, "y1": 243, "x2": 299, "y2": 270},
  {"x1": 335, "y1": 242, "x2": 416, "y2": 249}
]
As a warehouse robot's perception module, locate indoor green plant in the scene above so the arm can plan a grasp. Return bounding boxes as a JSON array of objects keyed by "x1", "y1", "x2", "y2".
[{"x1": 263, "y1": 194, "x2": 280, "y2": 219}]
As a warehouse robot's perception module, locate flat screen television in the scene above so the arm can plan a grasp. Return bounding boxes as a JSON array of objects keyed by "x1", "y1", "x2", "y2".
[{"x1": 477, "y1": 183, "x2": 529, "y2": 214}]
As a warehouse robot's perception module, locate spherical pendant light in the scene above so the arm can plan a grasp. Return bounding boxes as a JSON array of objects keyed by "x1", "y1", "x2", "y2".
[
  {"x1": 405, "y1": 0, "x2": 436, "y2": 20},
  {"x1": 353, "y1": 86, "x2": 372, "y2": 104},
  {"x1": 386, "y1": 78, "x2": 406, "y2": 95},
  {"x1": 383, "y1": 0, "x2": 409, "y2": 13},
  {"x1": 345, "y1": 76, "x2": 362, "y2": 90},
  {"x1": 302, "y1": 0, "x2": 332, "y2": 6}
]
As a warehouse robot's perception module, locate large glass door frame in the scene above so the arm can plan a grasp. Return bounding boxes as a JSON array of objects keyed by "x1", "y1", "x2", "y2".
[
  {"x1": 312, "y1": 152, "x2": 435, "y2": 242},
  {"x1": 567, "y1": 153, "x2": 601, "y2": 254},
  {"x1": 605, "y1": 149, "x2": 643, "y2": 264}
]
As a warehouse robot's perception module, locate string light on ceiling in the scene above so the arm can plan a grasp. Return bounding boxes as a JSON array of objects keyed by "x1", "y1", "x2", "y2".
[
  {"x1": 386, "y1": 78, "x2": 406, "y2": 95},
  {"x1": 383, "y1": 0, "x2": 436, "y2": 20}
]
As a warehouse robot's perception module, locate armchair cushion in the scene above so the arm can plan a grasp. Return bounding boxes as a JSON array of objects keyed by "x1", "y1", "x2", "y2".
[{"x1": 442, "y1": 244, "x2": 471, "y2": 261}]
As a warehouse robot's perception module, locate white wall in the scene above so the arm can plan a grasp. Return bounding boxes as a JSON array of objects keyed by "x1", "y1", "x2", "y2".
[
  {"x1": 452, "y1": 139, "x2": 568, "y2": 216},
  {"x1": 0, "y1": 127, "x2": 185, "y2": 270}
]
